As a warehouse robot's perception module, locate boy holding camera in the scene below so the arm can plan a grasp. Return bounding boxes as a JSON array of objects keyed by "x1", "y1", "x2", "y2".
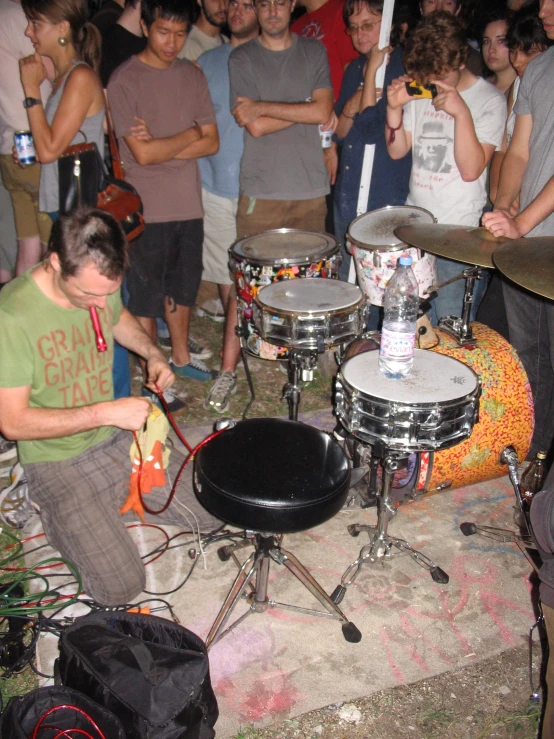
[{"x1": 386, "y1": 12, "x2": 506, "y2": 322}]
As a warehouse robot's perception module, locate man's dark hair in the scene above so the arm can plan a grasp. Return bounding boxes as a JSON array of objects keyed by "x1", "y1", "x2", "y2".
[
  {"x1": 46, "y1": 208, "x2": 128, "y2": 280},
  {"x1": 141, "y1": 0, "x2": 193, "y2": 29},
  {"x1": 506, "y1": 0, "x2": 551, "y2": 52},
  {"x1": 404, "y1": 11, "x2": 467, "y2": 82},
  {"x1": 343, "y1": 0, "x2": 384, "y2": 27}
]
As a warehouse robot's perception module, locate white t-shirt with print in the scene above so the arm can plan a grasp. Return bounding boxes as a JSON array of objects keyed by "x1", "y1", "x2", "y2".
[{"x1": 403, "y1": 77, "x2": 506, "y2": 225}]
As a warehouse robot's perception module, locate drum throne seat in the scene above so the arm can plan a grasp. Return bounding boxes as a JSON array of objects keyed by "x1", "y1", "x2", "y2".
[{"x1": 194, "y1": 418, "x2": 362, "y2": 647}]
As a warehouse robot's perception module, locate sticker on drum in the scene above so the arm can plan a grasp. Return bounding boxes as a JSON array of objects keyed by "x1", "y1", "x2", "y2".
[
  {"x1": 254, "y1": 278, "x2": 365, "y2": 351},
  {"x1": 336, "y1": 348, "x2": 480, "y2": 452},
  {"x1": 348, "y1": 206, "x2": 437, "y2": 308},
  {"x1": 229, "y1": 229, "x2": 340, "y2": 359}
]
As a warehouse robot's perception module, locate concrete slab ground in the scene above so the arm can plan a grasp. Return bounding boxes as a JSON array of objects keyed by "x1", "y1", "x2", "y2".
[{"x1": 25, "y1": 408, "x2": 538, "y2": 738}]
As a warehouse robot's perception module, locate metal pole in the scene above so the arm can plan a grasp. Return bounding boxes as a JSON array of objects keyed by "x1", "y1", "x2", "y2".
[{"x1": 348, "y1": 0, "x2": 396, "y2": 284}]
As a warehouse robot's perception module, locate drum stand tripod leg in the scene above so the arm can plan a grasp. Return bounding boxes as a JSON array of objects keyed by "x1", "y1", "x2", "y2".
[
  {"x1": 282, "y1": 351, "x2": 302, "y2": 421},
  {"x1": 331, "y1": 453, "x2": 449, "y2": 605}
]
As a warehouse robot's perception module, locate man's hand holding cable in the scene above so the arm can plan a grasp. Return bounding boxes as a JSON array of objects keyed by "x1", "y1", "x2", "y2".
[{"x1": 144, "y1": 348, "x2": 174, "y2": 393}]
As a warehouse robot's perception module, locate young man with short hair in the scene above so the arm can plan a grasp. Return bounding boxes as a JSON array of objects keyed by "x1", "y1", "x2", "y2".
[
  {"x1": 386, "y1": 11, "x2": 506, "y2": 322},
  {"x1": 178, "y1": 0, "x2": 229, "y2": 61},
  {"x1": 108, "y1": 0, "x2": 220, "y2": 399},
  {"x1": 229, "y1": 0, "x2": 333, "y2": 235}
]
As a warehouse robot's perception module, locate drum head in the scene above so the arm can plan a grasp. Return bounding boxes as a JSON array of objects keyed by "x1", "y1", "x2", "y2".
[
  {"x1": 231, "y1": 228, "x2": 337, "y2": 265},
  {"x1": 257, "y1": 278, "x2": 362, "y2": 314},
  {"x1": 343, "y1": 349, "x2": 478, "y2": 403},
  {"x1": 348, "y1": 206, "x2": 435, "y2": 252}
]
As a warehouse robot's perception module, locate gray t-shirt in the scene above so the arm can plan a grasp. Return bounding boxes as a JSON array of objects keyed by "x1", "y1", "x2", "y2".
[
  {"x1": 513, "y1": 46, "x2": 554, "y2": 237},
  {"x1": 229, "y1": 34, "x2": 332, "y2": 201}
]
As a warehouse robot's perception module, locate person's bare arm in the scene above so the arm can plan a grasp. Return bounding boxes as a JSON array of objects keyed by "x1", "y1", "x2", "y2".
[
  {"x1": 0, "y1": 385, "x2": 151, "y2": 441},
  {"x1": 113, "y1": 308, "x2": 174, "y2": 392},
  {"x1": 385, "y1": 75, "x2": 412, "y2": 160},
  {"x1": 233, "y1": 88, "x2": 333, "y2": 138},
  {"x1": 174, "y1": 122, "x2": 219, "y2": 159},
  {"x1": 493, "y1": 113, "x2": 532, "y2": 212},
  {"x1": 19, "y1": 56, "x2": 102, "y2": 163},
  {"x1": 432, "y1": 79, "x2": 494, "y2": 181},
  {"x1": 483, "y1": 174, "x2": 554, "y2": 239},
  {"x1": 124, "y1": 123, "x2": 202, "y2": 165}
]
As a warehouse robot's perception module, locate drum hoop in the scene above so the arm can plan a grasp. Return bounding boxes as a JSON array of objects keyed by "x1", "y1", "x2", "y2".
[
  {"x1": 254, "y1": 293, "x2": 365, "y2": 318},
  {"x1": 336, "y1": 364, "x2": 481, "y2": 410},
  {"x1": 347, "y1": 205, "x2": 436, "y2": 252},
  {"x1": 230, "y1": 228, "x2": 339, "y2": 266}
]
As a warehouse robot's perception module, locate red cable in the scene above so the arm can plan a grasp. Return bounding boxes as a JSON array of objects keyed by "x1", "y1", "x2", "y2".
[
  {"x1": 32, "y1": 705, "x2": 106, "y2": 739},
  {"x1": 43, "y1": 727, "x2": 95, "y2": 739}
]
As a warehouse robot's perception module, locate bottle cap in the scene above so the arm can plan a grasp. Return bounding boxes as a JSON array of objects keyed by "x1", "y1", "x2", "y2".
[
  {"x1": 398, "y1": 255, "x2": 412, "y2": 267},
  {"x1": 537, "y1": 451, "x2": 547, "y2": 459}
]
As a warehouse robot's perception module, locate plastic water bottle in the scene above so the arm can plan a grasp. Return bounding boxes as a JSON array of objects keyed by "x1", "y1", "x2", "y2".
[{"x1": 379, "y1": 255, "x2": 418, "y2": 379}]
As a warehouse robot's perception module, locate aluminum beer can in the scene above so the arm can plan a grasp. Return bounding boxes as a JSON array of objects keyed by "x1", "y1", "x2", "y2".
[{"x1": 14, "y1": 130, "x2": 37, "y2": 166}]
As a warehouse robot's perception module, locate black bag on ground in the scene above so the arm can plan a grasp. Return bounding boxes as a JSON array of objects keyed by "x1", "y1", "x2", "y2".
[
  {"x1": 58, "y1": 611, "x2": 218, "y2": 739},
  {"x1": 0, "y1": 685, "x2": 127, "y2": 738}
]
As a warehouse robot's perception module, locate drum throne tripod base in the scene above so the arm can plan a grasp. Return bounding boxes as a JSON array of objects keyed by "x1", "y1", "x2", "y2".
[{"x1": 331, "y1": 450, "x2": 449, "y2": 605}]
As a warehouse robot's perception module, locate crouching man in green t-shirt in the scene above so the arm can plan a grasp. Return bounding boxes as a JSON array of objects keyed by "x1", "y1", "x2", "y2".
[{"x1": 0, "y1": 207, "x2": 220, "y2": 605}]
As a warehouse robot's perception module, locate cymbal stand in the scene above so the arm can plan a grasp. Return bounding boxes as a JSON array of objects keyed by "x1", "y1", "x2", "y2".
[
  {"x1": 331, "y1": 446, "x2": 449, "y2": 605},
  {"x1": 437, "y1": 266, "x2": 485, "y2": 346},
  {"x1": 282, "y1": 347, "x2": 319, "y2": 421},
  {"x1": 459, "y1": 445, "x2": 538, "y2": 570}
]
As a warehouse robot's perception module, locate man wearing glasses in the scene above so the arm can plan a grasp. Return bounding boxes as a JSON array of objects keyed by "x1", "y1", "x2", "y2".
[{"x1": 229, "y1": 0, "x2": 333, "y2": 237}]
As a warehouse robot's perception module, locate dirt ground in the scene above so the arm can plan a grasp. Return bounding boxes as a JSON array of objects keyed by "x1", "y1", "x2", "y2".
[{"x1": 231, "y1": 644, "x2": 543, "y2": 738}]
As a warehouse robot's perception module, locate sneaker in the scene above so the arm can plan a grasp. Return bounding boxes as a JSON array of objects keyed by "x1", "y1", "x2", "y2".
[
  {"x1": 170, "y1": 358, "x2": 218, "y2": 382},
  {"x1": 203, "y1": 370, "x2": 237, "y2": 413},
  {"x1": 142, "y1": 387, "x2": 187, "y2": 415},
  {"x1": 0, "y1": 463, "x2": 38, "y2": 529},
  {"x1": 0, "y1": 434, "x2": 17, "y2": 464},
  {"x1": 196, "y1": 298, "x2": 225, "y2": 323},
  {"x1": 188, "y1": 337, "x2": 213, "y2": 361},
  {"x1": 158, "y1": 336, "x2": 213, "y2": 361}
]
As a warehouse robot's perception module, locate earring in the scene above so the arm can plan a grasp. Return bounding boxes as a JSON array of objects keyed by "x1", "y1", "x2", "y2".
[{"x1": 58, "y1": 37, "x2": 67, "y2": 46}]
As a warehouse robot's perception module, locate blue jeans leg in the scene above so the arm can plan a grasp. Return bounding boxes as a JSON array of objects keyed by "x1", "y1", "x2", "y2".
[
  {"x1": 334, "y1": 206, "x2": 352, "y2": 282},
  {"x1": 113, "y1": 278, "x2": 131, "y2": 399},
  {"x1": 431, "y1": 257, "x2": 487, "y2": 325},
  {"x1": 503, "y1": 281, "x2": 554, "y2": 455}
]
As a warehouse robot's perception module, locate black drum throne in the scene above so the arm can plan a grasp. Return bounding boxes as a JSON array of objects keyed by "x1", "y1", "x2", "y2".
[{"x1": 194, "y1": 418, "x2": 362, "y2": 648}]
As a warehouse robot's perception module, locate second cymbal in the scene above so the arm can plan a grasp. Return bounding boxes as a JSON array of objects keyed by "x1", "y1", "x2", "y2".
[{"x1": 394, "y1": 224, "x2": 508, "y2": 268}]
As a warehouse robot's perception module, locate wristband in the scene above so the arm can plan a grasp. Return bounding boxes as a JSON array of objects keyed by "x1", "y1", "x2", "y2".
[{"x1": 385, "y1": 110, "x2": 403, "y2": 144}]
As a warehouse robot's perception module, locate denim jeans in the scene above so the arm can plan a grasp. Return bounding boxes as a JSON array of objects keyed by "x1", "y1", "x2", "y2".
[
  {"x1": 503, "y1": 280, "x2": 554, "y2": 456},
  {"x1": 430, "y1": 256, "x2": 487, "y2": 326}
]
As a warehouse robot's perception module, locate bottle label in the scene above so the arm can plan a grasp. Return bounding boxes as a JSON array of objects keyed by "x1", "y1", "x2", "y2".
[{"x1": 380, "y1": 328, "x2": 415, "y2": 359}]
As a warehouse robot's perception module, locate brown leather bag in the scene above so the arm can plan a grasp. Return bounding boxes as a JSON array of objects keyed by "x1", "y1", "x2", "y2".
[{"x1": 58, "y1": 113, "x2": 144, "y2": 243}]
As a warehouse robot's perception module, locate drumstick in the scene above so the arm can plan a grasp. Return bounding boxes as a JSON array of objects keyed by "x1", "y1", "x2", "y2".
[{"x1": 89, "y1": 307, "x2": 107, "y2": 352}]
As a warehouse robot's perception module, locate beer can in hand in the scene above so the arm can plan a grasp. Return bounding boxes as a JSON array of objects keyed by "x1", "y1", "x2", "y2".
[{"x1": 14, "y1": 131, "x2": 37, "y2": 166}]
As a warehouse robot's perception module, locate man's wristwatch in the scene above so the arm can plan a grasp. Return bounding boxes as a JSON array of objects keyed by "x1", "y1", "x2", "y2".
[{"x1": 23, "y1": 97, "x2": 42, "y2": 109}]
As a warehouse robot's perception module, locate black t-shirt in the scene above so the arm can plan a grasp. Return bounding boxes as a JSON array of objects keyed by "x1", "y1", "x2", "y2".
[
  {"x1": 91, "y1": 0, "x2": 123, "y2": 35},
  {"x1": 100, "y1": 25, "x2": 147, "y2": 87}
]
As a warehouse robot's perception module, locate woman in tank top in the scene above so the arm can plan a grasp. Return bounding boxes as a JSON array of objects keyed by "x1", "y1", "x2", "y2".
[{"x1": 18, "y1": 0, "x2": 105, "y2": 218}]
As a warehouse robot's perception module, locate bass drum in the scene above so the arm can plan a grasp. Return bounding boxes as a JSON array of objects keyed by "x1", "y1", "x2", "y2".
[{"x1": 341, "y1": 323, "x2": 534, "y2": 501}]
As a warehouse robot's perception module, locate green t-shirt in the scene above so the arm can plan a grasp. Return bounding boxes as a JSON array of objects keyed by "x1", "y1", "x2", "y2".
[{"x1": 0, "y1": 270, "x2": 122, "y2": 465}]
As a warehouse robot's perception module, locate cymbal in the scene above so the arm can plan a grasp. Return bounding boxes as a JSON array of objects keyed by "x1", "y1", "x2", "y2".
[
  {"x1": 394, "y1": 224, "x2": 508, "y2": 268},
  {"x1": 493, "y1": 237, "x2": 554, "y2": 300}
]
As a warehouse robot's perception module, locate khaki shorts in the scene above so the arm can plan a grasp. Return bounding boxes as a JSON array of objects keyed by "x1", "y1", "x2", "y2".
[
  {"x1": 0, "y1": 154, "x2": 51, "y2": 242},
  {"x1": 230, "y1": 195, "x2": 327, "y2": 299},
  {"x1": 202, "y1": 187, "x2": 236, "y2": 286}
]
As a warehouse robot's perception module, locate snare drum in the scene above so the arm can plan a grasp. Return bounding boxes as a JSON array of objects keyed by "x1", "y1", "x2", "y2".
[
  {"x1": 253, "y1": 279, "x2": 366, "y2": 353},
  {"x1": 348, "y1": 206, "x2": 437, "y2": 307},
  {"x1": 230, "y1": 229, "x2": 340, "y2": 359},
  {"x1": 338, "y1": 323, "x2": 534, "y2": 499},
  {"x1": 335, "y1": 348, "x2": 480, "y2": 452}
]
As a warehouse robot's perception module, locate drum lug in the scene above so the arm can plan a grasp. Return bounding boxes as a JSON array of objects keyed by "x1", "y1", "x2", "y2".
[{"x1": 373, "y1": 252, "x2": 382, "y2": 268}]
